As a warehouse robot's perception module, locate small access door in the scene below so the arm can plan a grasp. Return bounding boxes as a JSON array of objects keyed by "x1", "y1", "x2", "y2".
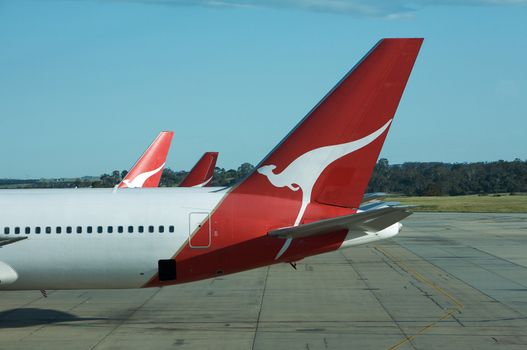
[{"x1": 188, "y1": 212, "x2": 211, "y2": 248}]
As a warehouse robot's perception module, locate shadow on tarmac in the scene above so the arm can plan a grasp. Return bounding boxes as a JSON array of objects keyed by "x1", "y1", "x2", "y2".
[{"x1": 0, "y1": 308, "x2": 106, "y2": 328}]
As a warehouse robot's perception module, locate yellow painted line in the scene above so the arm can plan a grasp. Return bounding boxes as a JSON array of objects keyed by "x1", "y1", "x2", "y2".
[
  {"x1": 387, "y1": 309, "x2": 457, "y2": 350},
  {"x1": 375, "y1": 246, "x2": 464, "y2": 350}
]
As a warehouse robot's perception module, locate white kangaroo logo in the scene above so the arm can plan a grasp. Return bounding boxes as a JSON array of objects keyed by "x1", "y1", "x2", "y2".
[
  {"x1": 122, "y1": 163, "x2": 165, "y2": 188},
  {"x1": 192, "y1": 176, "x2": 213, "y2": 188},
  {"x1": 258, "y1": 119, "x2": 392, "y2": 227},
  {"x1": 258, "y1": 120, "x2": 392, "y2": 260}
]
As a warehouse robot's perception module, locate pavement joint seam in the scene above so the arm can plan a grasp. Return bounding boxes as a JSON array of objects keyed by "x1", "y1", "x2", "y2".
[
  {"x1": 396, "y1": 239, "x2": 527, "y2": 319},
  {"x1": 437, "y1": 246, "x2": 527, "y2": 289},
  {"x1": 251, "y1": 266, "x2": 270, "y2": 350},
  {"x1": 375, "y1": 246, "x2": 465, "y2": 349},
  {"x1": 89, "y1": 288, "x2": 162, "y2": 350},
  {"x1": 0, "y1": 290, "x2": 57, "y2": 342},
  {"x1": 339, "y1": 250, "x2": 418, "y2": 350},
  {"x1": 16, "y1": 291, "x2": 92, "y2": 342}
]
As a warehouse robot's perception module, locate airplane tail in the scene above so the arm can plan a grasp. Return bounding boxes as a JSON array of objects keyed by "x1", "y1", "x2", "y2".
[
  {"x1": 179, "y1": 152, "x2": 219, "y2": 187},
  {"x1": 236, "y1": 38, "x2": 423, "y2": 220},
  {"x1": 118, "y1": 131, "x2": 174, "y2": 188}
]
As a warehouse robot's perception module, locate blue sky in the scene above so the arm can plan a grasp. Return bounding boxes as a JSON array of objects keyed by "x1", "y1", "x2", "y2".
[{"x1": 0, "y1": 0, "x2": 525, "y2": 178}]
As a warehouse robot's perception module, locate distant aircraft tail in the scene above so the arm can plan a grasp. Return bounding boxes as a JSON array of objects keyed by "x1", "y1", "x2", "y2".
[
  {"x1": 235, "y1": 38, "x2": 423, "y2": 225},
  {"x1": 118, "y1": 131, "x2": 174, "y2": 188},
  {"x1": 179, "y1": 152, "x2": 219, "y2": 187}
]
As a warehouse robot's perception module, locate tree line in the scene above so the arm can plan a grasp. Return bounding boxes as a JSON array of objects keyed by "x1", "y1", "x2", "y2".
[
  {"x1": 367, "y1": 158, "x2": 527, "y2": 196},
  {"x1": 1, "y1": 159, "x2": 526, "y2": 196}
]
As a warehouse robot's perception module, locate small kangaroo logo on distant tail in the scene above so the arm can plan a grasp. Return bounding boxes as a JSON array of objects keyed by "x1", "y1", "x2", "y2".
[
  {"x1": 192, "y1": 176, "x2": 213, "y2": 188},
  {"x1": 257, "y1": 120, "x2": 392, "y2": 227},
  {"x1": 122, "y1": 163, "x2": 165, "y2": 188}
]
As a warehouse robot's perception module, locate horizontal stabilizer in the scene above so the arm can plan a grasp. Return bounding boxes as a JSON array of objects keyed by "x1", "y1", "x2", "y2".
[
  {"x1": 361, "y1": 192, "x2": 388, "y2": 204},
  {"x1": 359, "y1": 201, "x2": 400, "y2": 211},
  {"x1": 0, "y1": 237, "x2": 27, "y2": 247},
  {"x1": 268, "y1": 207, "x2": 412, "y2": 239}
]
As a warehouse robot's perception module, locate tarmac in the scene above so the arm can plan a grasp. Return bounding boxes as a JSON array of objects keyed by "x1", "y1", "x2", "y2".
[{"x1": 1, "y1": 212, "x2": 526, "y2": 350}]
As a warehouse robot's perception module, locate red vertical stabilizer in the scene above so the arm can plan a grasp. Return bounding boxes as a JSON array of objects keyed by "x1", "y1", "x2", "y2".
[
  {"x1": 179, "y1": 152, "x2": 218, "y2": 187},
  {"x1": 118, "y1": 131, "x2": 174, "y2": 188}
]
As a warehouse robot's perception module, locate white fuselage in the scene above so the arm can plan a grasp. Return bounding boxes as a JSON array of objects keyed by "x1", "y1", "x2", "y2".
[
  {"x1": 0, "y1": 187, "x2": 402, "y2": 291},
  {"x1": 0, "y1": 187, "x2": 227, "y2": 290}
]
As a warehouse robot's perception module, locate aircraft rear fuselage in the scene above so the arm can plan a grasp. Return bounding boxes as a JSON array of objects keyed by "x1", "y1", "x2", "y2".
[{"x1": 0, "y1": 187, "x2": 354, "y2": 290}]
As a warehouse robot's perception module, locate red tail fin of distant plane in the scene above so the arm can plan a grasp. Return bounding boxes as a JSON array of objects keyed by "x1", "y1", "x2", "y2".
[
  {"x1": 238, "y1": 38, "x2": 423, "y2": 224},
  {"x1": 179, "y1": 152, "x2": 218, "y2": 187},
  {"x1": 118, "y1": 131, "x2": 174, "y2": 188}
]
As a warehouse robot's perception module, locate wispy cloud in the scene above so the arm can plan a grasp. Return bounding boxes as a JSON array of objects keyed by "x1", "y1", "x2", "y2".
[{"x1": 113, "y1": 0, "x2": 527, "y2": 18}]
